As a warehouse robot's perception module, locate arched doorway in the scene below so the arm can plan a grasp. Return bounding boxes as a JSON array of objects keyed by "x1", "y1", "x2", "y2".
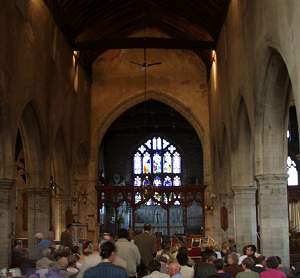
[{"x1": 97, "y1": 100, "x2": 204, "y2": 237}]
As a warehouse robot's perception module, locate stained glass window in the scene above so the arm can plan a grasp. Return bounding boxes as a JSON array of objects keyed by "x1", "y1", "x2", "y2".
[
  {"x1": 173, "y1": 176, "x2": 181, "y2": 186},
  {"x1": 173, "y1": 152, "x2": 181, "y2": 174},
  {"x1": 154, "y1": 176, "x2": 162, "y2": 186},
  {"x1": 134, "y1": 153, "x2": 142, "y2": 174},
  {"x1": 143, "y1": 152, "x2": 151, "y2": 174},
  {"x1": 153, "y1": 153, "x2": 162, "y2": 173},
  {"x1": 133, "y1": 136, "x2": 183, "y2": 204},
  {"x1": 163, "y1": 152, "x2": 172, "y2": 173},
  {"x1": 134, "y1": 176, "x2": 142, "y2": 186},
  {"x1": 164, "y1": 176, "x2": 172, "y2": 186}
]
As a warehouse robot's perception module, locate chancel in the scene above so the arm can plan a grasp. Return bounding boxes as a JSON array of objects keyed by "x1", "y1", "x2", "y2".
[{"x1": 1, "y1": 0, "x2": 300, "y2": 277}]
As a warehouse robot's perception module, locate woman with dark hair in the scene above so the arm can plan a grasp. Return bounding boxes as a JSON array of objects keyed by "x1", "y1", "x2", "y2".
[
  {"x1": 236, "y1": 258, "x2": 258, "y2": 278},
  {"x1": 260, "y1": 256, "x2": 286, "y2": 278}
]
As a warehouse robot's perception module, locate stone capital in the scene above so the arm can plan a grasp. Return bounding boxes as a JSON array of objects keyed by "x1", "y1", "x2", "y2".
[
  {"x1": 0, "y1": 178, "x2": 15, "y2": 191},
  {"x1": 255, "y1": 174, "x2": 288, "y2": 185}
]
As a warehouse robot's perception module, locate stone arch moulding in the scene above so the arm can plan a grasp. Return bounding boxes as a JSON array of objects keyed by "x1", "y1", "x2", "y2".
[
  {"x1": 90, "y1": 90, "x2": 210, "y2": 185},
  {"x1": 18, "y1": 100, "x2": 45, "y2": 188},
  {"x1": 256, "y1": 47, "x2": 291, "y2": 175},
  {"x1": 231, "y1": 95, "x2": 253, "y2": 152}
]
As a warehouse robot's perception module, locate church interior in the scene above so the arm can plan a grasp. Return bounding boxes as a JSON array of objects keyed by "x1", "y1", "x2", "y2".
[{"x1": 2, "y1": 0, "x2": 300, "y2": 272}]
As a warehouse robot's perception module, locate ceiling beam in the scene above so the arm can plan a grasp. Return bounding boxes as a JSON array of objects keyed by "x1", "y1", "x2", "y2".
[{"x1": 74, "y1": 37, "x2": 215, "y2": 51}]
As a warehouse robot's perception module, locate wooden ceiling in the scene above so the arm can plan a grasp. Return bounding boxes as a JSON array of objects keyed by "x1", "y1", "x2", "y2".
[{"x1": 44, "y1": 0, "x2": 230, "y2": 71}]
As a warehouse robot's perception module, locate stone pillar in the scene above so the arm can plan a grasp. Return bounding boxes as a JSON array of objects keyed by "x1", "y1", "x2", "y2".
[
  {"x1": 233, "y1": 186, "x2": 257, "y2": 252},
  {"x1": 256, "y1": 174, "x2": 289, "y2": 265},
  {"x1": 0, "y1": 179, "x2": 14, "y2": 268},
  {"x1": 27, "y1": 187, "x2": 50, "y2": 256}
]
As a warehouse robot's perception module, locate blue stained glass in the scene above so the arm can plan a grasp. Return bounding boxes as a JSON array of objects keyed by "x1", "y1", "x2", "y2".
[
  {"x1": 134, "y1": 153, "x2": 142, "y2": 174},
  {"x1": 164, "y1": 176, "x2": 172, "y2": 186},
  {"x1": 153, "y1": 153, "x2": 162, "y2": 173},
  {"x1": 163, "y1": 152, "x2": 172, "y2": 173},
  {"x1": 143, "y1": 152, "x2": 151, "y2": 174},
  {"x1": 154, "y1": 176, "x2": 162, "y2": 187},
  {"x1": 173, "y1": 152, "x2": 181, "y2": 174},
  {"x1": 143, "y1": 176, "x2": 151, "y2": 186}
]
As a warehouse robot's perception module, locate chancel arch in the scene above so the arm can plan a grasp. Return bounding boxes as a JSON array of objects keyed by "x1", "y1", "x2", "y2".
[{"x1": 97, "y1": 100, "x2": 205, "y2": 236}]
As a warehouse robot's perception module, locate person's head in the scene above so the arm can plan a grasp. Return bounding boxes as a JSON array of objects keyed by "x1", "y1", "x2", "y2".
[
  {"x1": 35, "y1": 233, "x2": 44, "y2": 242},
  {"x1": 242, "y1": 257, "x2": 255, "y2": 270},
  {"x1": 275, "y1": 256, "x2": 282, "y2": 266},
  {"x1": 99, "y1": 241, "x2": 116, "y2": 262},
  {"x1": 168, "y1": 262, "x2": 181, "y2": 277},
  {"x1": 118, "y1": 228, "x2": 129, "y2": 240},
  {"x1": 221, "y1": 242, "x2": 230, "y2": 252},
  {"x1": 162, "y1": 240, "x2": 171, "y2": 251},
  {"x1": 103, "y1": 232, "x2": 112, "y2": 241},
  {"x1": 41, "y1": 248, "x2": 51, "y2": 259},
  {"x1": 245, "y1": 245, "x2": 256, "y2": 256},
  {"x1": 57, "y1": 256, "x2": 68, "y2": 269},
  {"x1": 128, "y1": 229, "x2": 135, "y2": 240},
  {"x1": 144, "y1": 224, "x2": 152, "y2": 232},
  {"x1": 66, "y1": 224, "x2": 72, "y2": 231},
  {"x1": 256, "y1": 255, "x2": 266, "y2": 266},
  {"x1": 159, "y1": 255, "x2": 168, "y2": 264},
  {"x1": 176, "y1": 252, "x2": 189, "y2": 266},
  {"x1": 68, "y1": 255, "x2": 77, "y2": 267},
  {"x1": 148, "y1": 259, "x2": 161, "y2": 273},
  {"x1": 177, "y1": 246, "x2": 188, "y2": 256},
  {"x1": 266, "y1": 256, "x2": 279, "y2": 269},
  {"x1": 72, "y1": 246, "x2": 80, "y2": 255},
  {"x1": 214, "y1": 259, "x2": 225, "y2": 271},
  {"x1": 227, "y1": 253, "x2": 239, "y2": 265}
]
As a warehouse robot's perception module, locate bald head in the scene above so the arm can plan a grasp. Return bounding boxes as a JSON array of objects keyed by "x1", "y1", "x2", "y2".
[{"x1": 168, "y1": 262, "x2": 181, "y2": 277}]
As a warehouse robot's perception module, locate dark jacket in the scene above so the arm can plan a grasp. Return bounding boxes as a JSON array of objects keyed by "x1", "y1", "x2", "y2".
[
  {"x1": 83, "y1": 262, "x2": 128, "y2": 278},
  {"x1": 134, "y1": 232, "x2": 156, "y2": 267}
]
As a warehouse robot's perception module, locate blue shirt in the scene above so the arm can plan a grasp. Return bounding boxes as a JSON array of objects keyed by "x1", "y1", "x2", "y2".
[
  {"x1": 84, "y1": 262, "x2": 128, "y2": 278},
  {"x1": 172, "y1": 273, "x2": 184, "y2": 278}
]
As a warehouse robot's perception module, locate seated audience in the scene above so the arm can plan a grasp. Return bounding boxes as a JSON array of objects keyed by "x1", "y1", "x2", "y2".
[
  {"x1": 224, "y1": 253, "x2": 243, "y2": 278},
  {"x1": 66, "y1": 255, "x2": 80, "y2": 275},
  {"x1": 236, "y1": 257, "x2": 259, "y2": 278},
  {"x1": 36, "y1": 248, "x2": 55, "y2": 270}
]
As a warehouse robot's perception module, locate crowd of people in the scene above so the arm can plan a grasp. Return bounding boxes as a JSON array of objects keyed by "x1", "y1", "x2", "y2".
[{"x1": 6, "y1": 224, "x2": 300, "y2": 278}]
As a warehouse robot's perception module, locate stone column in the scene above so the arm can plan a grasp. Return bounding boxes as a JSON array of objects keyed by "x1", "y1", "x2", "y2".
[
  {"x1": 256, "y1": 174, "x2": 289, "y2": 265},
  {"x1": 27, "y1": 187, "x2": 50, "y2": 256},
  {"x1": 0, "y1": 179, "x2": 14, "y2": 268},
  {"x1": 232, "y1": 186, "x2": 257, "y2": 252}
]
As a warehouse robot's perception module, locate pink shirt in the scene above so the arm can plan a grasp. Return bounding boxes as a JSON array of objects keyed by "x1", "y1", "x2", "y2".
[{"x1": 260, "y1": 269, "x2": 286, "y2": 278}]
